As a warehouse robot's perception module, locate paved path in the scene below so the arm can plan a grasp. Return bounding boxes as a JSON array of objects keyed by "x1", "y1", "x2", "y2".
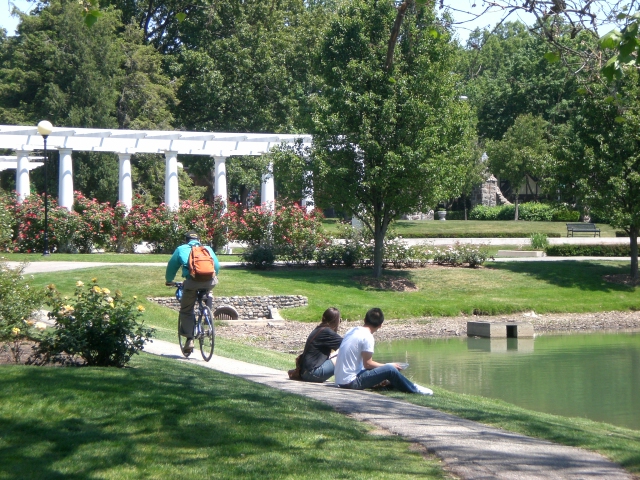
[{"x1": 143, "y1": 339, "x2": 631, "y2": 480}]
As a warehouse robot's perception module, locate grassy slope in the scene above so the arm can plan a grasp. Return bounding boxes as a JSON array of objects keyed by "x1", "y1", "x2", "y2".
[
  {"x1": 0, "y1": 355, "x2": 448, "y2": 479},
  {"x1": 7, "y1": 263, "x2": 640, "y2": 475},
  {"x1": 25, "y1": 262, "x2": 640, "y2": 327}
]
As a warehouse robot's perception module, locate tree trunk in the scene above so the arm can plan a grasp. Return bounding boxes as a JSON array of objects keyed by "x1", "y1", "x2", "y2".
[
  {"x1": 514, "y1": 196, "x2": 519, "y2": 221},
  {"x1": 630, "y1": 225, "x2": 639, "y2": 280},
  {"x1": 373, "y1": 229, "x2": 385, "y2": 278},
  {"x1": 385, "y1": 0, "x2": 412, "y2": 72}
]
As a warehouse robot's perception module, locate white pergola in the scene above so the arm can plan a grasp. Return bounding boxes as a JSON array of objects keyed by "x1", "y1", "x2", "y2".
[{"x1": 0, "y1": 125, "x2": 313, "y2": 211}]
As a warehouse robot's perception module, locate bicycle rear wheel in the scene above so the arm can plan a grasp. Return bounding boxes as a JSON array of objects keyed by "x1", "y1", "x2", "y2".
[
  {"x1": 198, "y1": 306, "x2": 215, "y2": 361},
  {"x1": 178, "y1": 317, "x2": 192, "y2": 358}
]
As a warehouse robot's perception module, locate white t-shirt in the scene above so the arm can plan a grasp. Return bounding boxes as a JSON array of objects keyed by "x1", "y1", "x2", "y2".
[{"x1": 335, "y1": 326, "x2": 375, "y2": 385}]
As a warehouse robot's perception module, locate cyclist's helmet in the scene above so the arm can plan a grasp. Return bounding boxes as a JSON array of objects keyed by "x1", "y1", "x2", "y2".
[{"x1": 185, "y1": 231, "x2": 199, "y2": 242}]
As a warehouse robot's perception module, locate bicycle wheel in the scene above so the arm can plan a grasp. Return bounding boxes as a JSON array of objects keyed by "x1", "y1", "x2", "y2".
[
  {"x1": 178, "y1": 317, "x2": 192, "y2": 358},
  {"x1": 198, "y1": 306, "x2": 215, "y2": 361}
]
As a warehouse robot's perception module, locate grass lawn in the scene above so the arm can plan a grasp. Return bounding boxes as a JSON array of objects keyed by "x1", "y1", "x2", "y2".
[
  {"x1": 24, "y1": 261, "x2": 640, "y2": 329},
  {"x1": 4, "y1": 263, "x2": 640, "y2": 476},
  {"x1": 322, "y1": 219, "x2": 620, "y2": 237},
  {"x1": 0, "y1": 355, "x2": 448, "y2": 479}
]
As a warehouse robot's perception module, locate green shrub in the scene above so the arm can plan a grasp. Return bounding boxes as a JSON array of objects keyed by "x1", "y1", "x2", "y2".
[
  {"x1": 518, "y1": 203, "x2": 554, "y2": 221},
  {"x1": 445, "y1": 211, "x2": 466, "y2": 220},
  {"x1": 241, "y1": 244, "x2": 276, "y2": 268},
  {"x1": 530, "y1": 233, "x2": 549, "y2": 250},
  {"x1": 546, "y1": 244, "x2": 631, "y2": 257},
  {"x1": 432, "y1": 243, "x2": 491, "y2": 267},
  {"x1": 0, "y1": 261, "x2": 45, "y2": 362},
  {"x1": 552, "y1": 206, "x2": 581, "y2": 222},
  {"x1": 34, "y1": 279, "x2": 154, "y2": 367},
  {"x1": 0, "y1": 191, "x2": 15, "y2": 251}
]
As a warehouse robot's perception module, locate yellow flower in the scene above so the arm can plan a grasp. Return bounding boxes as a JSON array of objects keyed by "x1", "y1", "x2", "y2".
[
  {"x1": 92, "y1": 277, "x2": 98, "y2": 283},
  {"x1": 11, "y1": 327, "x2": 20, "y2": 336},
  {"x1": 63, "y1": 305, "x2": 74, "y2": 313},
  {"x1": 102, "y1": 288, "x2": 110, "y2": 295},
  {"x1": 109, "y1": 302, "x2": 115, "y2": 309},
  {"x1": 92, "y1": 286, "x2": 102, "y2": 294},
  {"x1": 25, "y1": 320, "x2": 35, "y2": 326},
  {"x1": 137, "y1": 305, "x2": 145, "y2": 312},
  {"x1": 47, "y1": 283, "x2": 56, "y2": 290},
  {"x1": 76, "y1": 281, "x2": 84, "y2": 287},
  {"x1": 35, "y1": 322, "x2": 47, "y2": 331},
  {"x1": 133, "y1": 295, "x2": 138, "y2": 300}
]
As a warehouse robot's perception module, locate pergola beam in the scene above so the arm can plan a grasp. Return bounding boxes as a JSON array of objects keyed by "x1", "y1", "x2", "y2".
[{"x1": 0, "y1": 125, "x2": 312, "y2": 213}]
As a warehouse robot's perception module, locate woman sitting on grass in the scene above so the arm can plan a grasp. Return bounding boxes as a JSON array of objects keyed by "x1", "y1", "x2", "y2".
[{"x1": 300, "y1": 307, "x2": 343, "y2": 383}]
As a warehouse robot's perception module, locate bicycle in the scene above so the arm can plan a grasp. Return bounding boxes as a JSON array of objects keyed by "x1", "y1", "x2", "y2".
[{"x1": 168, "y1": 281, "x2": 215, "y2": 361}]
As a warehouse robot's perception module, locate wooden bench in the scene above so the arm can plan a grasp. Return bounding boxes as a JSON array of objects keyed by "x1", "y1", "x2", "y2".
[{"x1": 566, "y1": 223, "x2": 600, "y2": 237}]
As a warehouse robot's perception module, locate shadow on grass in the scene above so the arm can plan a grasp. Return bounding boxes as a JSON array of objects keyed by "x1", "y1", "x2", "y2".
[
  {"x1": 0, "y1": 355, "x2": 444, "y2": 479},
  {"x1": 487, "y1": 261, "x2": 636, "y2": 293},
  {"x1": 239, "y1": 266, "x2": 414, "y2": 291}
]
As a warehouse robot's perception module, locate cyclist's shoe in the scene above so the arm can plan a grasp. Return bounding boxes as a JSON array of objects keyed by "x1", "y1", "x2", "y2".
[{"x1": 183, "y1": 338, "x2": 194, "y2": 355}]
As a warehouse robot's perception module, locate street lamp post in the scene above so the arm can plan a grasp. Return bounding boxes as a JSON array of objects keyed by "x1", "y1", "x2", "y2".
[{"x1": 37, "y1": 120, "x2": 53, "y2": 256}]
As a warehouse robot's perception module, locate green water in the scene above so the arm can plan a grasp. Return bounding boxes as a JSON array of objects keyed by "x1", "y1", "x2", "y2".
[{"x1": 374, "y1": 331, "x2": 640, "y2": 430}]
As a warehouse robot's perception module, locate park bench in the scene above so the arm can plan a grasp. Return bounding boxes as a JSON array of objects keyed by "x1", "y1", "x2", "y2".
[{"x1": 566, "y1": 222, "x2": 600, "y2": 237}]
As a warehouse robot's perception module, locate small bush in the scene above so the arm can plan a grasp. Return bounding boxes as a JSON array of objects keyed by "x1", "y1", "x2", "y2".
[
  {"x1": 518, "y1": 203, "x2": 554, "y2": 221},
  {"x1": 432, "y1": 243, "x2": 490, "y2": 267},
  {"x1": 0, "y1": 261, "x2": 44, "y2": 363},
  {"x1": 34, "y1": 279, "x2": 154, "y2": 367},
  {"x1": 530, "y1": 233, "x2": 549, "y2": 250},
  {"x1": 242, "y1": 244, "x2": 276, "y2": 268},
  {"x1": 546, "y1": 244, "x2": 631, "y2": 257},
  {"x1": 552, "y1": 206, "x2": 581, "y2": 222},
  {"x1": 445, "y1": 211, "x2": 466, "y2": 220}
]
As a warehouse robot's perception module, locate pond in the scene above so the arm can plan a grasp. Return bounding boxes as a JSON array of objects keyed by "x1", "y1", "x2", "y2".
[{"x1": 374, "y1": 331, "x2": 640, "y2": 430}]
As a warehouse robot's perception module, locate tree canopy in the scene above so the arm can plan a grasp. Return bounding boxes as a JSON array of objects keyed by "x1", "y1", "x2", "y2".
[{"x1": 311, "y1": 0, "x2": 477, "y2": 277}]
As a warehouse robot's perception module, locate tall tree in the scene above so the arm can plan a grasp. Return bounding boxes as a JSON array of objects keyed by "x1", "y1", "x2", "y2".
[
  {"x1": 553, "y1": 73, "x2": 640, "y2": 280},
  {"x1": 311, "y1": 0, "x2": 477, "y2": 278},
  {"x1": 485, "y1": 114, "x2": 551, "y2": 220}
]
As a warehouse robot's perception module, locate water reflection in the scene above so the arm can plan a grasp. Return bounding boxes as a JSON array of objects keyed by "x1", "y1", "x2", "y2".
[
  {"x1": 467, "y1": 337, "x2": 534, "y2": 353},
  {"x1": 375, "y1": 331, "x2": 640, "y2": 430}
]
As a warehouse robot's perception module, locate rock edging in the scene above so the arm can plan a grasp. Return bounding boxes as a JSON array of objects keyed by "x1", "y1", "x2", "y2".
[{"x1": 149, "y1": 295, "x2": 308, "y2": 319}]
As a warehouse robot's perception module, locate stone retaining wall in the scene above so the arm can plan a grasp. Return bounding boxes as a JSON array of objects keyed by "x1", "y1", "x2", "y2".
[{"x1": 149, "y1": 295, "x2": 308, "y2": 319}]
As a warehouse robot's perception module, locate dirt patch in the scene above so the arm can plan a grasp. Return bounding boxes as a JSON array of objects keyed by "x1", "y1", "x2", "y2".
[
  {"x1": 354, "y1": 276, "x2": 419, "y2": 292},
  {"x1": 603, "y1": 274, "x2": 640, "y2": 287}
]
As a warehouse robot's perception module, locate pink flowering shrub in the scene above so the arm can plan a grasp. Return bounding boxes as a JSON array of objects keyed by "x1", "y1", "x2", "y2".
[{"x1": 228, "y1": 201, "x2": 327, "y2": 264}]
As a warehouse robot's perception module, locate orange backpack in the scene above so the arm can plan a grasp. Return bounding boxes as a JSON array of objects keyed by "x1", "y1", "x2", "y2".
[{"x1": 188, "y1": 245, "x2": 215, "y2": 281}]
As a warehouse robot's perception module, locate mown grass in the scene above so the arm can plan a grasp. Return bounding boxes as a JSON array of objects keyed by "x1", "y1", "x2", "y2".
[
  {"x1": 25, "y1": 261, "x2": 640, "y2": 329},
  {"x1": 6, "y1": 263, "x2": 640, "y2": 476},
  {"x1": 322, "y1": 219, "x2": 619, "y2": 237},
  {"x1": 0, "y1": 355, "x2": 448, "y2": 479}
]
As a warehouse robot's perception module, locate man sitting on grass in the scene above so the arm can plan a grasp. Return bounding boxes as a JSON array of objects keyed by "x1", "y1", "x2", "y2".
[{"x1": 334, "y1": 308, "x2": 433, "y2": 395}]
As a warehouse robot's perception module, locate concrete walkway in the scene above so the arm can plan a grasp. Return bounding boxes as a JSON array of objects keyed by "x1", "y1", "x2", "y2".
[{"x1": 143, "y1": 339, "x2": 631, "y2": 480}]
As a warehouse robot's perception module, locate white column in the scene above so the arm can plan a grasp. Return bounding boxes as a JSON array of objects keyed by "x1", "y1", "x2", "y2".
[
  {"x1": 301, "y1": 169, "x2": 314, "y2": 213},
  {"x1": 118, "y1": 153, "x2": 132, "y2": 211},
  {"x1": 15, "y1": 150, "x2": 30, "y2": 202},
  {"x1": 58, "y1": 148, "x2": 74, "y2": 211},
  {"x1": 261, "y1": 161, "x2": 275, "y2": 211},
  {"x1": 164, "y1": 150, "x2": 179, "y2": 210},
  {"x1": 213, "y1": 156, "x2": 228, "y2": 211}
]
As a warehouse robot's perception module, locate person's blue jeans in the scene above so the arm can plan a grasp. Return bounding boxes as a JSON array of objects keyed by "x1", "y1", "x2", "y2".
[
  {"x1": 341, "y1": 364, "x2": 418, "y2": 393},
  {"x1": 301, "y1": 359, "x2": 335, "y2": 383}
]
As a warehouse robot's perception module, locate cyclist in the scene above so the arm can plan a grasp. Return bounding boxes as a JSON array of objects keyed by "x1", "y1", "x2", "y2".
[{"x1": 165, "y1": 231, "x2": 220, "y2": 355}]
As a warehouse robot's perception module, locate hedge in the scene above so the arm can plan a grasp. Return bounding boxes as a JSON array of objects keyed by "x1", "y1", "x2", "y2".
[{"x1": 546, "y1": 244, "x2": 631, "y2": 257}]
